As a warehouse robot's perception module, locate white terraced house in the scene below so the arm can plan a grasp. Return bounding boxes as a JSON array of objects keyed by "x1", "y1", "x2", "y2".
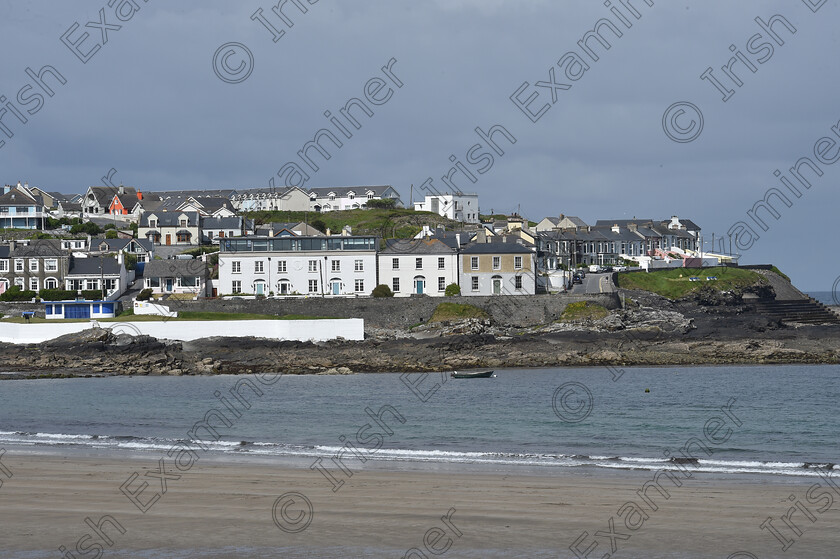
[
  {"x1": 218, "y1": 235, "x2": 378, "y2": 297},
  {"x1": 378, "y1": 239, "x2": 459, "y2": 296}
]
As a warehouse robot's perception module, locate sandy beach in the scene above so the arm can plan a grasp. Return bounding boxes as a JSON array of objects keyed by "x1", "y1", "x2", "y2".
[{"x1": 1, "y1": 452, "x2": 837, "y2": 558}]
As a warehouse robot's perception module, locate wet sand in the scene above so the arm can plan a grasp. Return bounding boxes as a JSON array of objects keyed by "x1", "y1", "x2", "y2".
[{"x1": 0, "y1": 453, "x2": 837, "y2": 558}]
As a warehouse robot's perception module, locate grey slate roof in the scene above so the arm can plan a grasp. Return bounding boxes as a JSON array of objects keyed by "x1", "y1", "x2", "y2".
[
  {"x1": 9, "y1": 240, "x2": 66, "y2": 257},
  {"x1": 0, "y1": 246, "x2": 10, "y2": 258},
  {"x1": 143, "y1": 259, "x2": 208, "y2": 278},
  {"x1": 308, "y1": 185, "x2": 395, "y2": 197},
  {"x1": 381, "y1": 239, "x2": 456, "y2": 255},
  {"x1": 461, "y1": 242, "x2": 533, "y2": 254},
  {"x1": 0, "y1": 188, "x2": 39, "y2": 205},
  {"x1": 67, "y1": 257, "x2": 122, "y2": 276},
  {"x1": 201, "y1": 216, "x2": 244, "y2": 229},
  {"x1": 140, "y1": 211, "x2": 200, "y2": 227}
]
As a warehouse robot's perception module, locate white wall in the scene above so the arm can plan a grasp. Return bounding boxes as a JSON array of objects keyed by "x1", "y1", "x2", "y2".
[
  {"x1": 377, "y1": 253, "x2": 459, "y2": 296},
  {"x1": 0, "y1": 318, "x2": 363, "y2": 344},
  {"x1": 219, "y1": 253, "x2": 377, "y2": 296}
]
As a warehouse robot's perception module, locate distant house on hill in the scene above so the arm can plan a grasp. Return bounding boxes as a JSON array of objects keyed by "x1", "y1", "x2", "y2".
[
  {"x1": 309, "y1": 185, "x2": 402, "y2": 212},
  {"x1": 0, "y1": 183, "x2": 48, "y2": 230}
]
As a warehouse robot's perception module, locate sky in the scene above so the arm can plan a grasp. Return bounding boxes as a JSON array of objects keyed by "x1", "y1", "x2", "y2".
[{"x1": 0, "y1": 0, "x2": 838, "y2": 291}]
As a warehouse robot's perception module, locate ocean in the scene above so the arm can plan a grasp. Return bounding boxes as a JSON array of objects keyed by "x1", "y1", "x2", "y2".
[
  {"x1": 0, "y1": 365, "x2": 837, "y2": 478},
  {"x1": 807, "y1": 291, "x2": 838, "y2": 306}
]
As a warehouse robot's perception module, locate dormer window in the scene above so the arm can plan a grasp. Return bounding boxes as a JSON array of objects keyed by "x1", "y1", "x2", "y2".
[
  {"x1": 367, "y1": 192, "x2": 374, "y2": 199},
  {"x1": 348, "y1": 192, "x2": 355, "y2": 200},
  {"x1": 180, "y1": 218, "x2": 188, "y2": 228},
  {"x1": 329, "y1": 193, "x2": 336, "y2": 201},
  {"x1": 149, "y1": 219, "x2": 157, "y2": 228}
]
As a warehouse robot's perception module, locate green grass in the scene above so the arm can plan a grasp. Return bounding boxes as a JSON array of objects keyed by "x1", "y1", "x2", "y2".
[
  {"x1": 770, "y1": 265, "x2": 790, "y2": 283},
  {"x1": 616, "y1": 267, "x2": 764, "y2": 299},
  {"x1": 429, "y1": 302, "x2": 489, "y2": 322},
  {"x1": 558, "y1": 301, "x2": 610, "y2": 322},
  {"x1": 243, "y1": 208, "x2": 460, "y2": 239}
]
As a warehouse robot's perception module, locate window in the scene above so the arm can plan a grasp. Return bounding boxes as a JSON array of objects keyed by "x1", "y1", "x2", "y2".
[
  {"x1": 438, "y1": 257, "x2": 445, "y2": 270},
  {"x1": 14, "y1": 277, "x2": 24, "y2": 288},
  {"x1": 14, "y1": 259, "x2": 24, "y2": 272},
  {"x1": 29, "y1": 259, "x2": 38, "y2": 272},
  {"x1": 392, "y1": 258, "x2": 399, "y2": 270},
  {"x1": 308, "y1": 260, "x2": 318, "y2": 272},
  {"x1": 44, "y1": 278, "x2": 58, "y2": 289},
  {"x1": 348, "y1": 193, "x2": 355, "y2": 200},
  {"x1": 470, "y1": 256, "x2": 479, "y2": 270},
  {"x1": 149, "y1": 219, "x2": 157, "y2": 228},
  {"x1": 515, "y1": 275, "x2": 523, "y2": 290},
  {"x1": 147, "y1": 277, "x2": 160, "y2": 288},
  {"x1": 367, "y1": 192, "x2": 374, "y2": 199},
  {"x1": 308, "y1": 279, "x2": 319, "y2": 293},
  {"x1": 354, "y1": 279, "x2": 364, "y2": 292},
  {"x1": 471, "y1": 276, "x2": 479, "y2": 291},
  {"x1": 492, "y1": 256, "x2": 501, "y2": 270},
  {"x1": 181, "y1": 276, "x2": 198, "y2": 287},
  {"x1": 277, "y1": 260, "x2": 287, "y2": 273},
  {"x1": 179, "y1": 219, "x2": 188, "y2": 228},
  {"x1": 0, "y1": 260, "x2": 7, "y2": 272},
  {"x1": 354, "y1": 259, "x2": 363, "y2": 272},
  {"x1": 415, "y1": 258, "x2": 422, "y2": 270},
  {"x1": 392, "y1": 278, "x2": 400, "y2": 292},
  {"x1": 514, "y1": 256, "x2": 523, "y2": 270},
  {"x1": 438, "y1": 277, "x2": 446, "y2": 291},
  {"x1": 232, "y1": 261, "x2": 241, "y2": 273},
  {"x1": 232, "y1": 280, "x2": 241, "y2": 293},
  {"x1": 254, "y1": 261, "x2": 264, "y2": 273},
  {"x1": 29, "y1": 278, "x2": 38, "y2": 291},
  {"x1": 331, "y1": 260, "x2": 340, "y2": 272},
  {"x1": 177, "y1": 232, "x2": 191, "y2": 243}
]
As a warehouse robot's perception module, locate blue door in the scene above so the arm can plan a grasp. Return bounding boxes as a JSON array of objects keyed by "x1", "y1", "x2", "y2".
[{"x1": 65, "y1": 304, "x2": 90, "y2": 319}]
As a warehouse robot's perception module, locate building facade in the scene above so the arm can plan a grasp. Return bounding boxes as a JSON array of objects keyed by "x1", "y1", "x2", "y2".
[
  {"x1": 459, "y1": 242, "x2": 536, "y2": 296},
  {"x1": 218, "y1": 236, "x2": 378, "y2": 296},
  {"x1": 413, "y1": 193, "x2": 480, "y2": 224},
  {"x1": 378, "y1": 239, "x2": 459, "y2": 296},
  {"x1": 309, "y1": 185, "x2": 402, "y2": 212}
]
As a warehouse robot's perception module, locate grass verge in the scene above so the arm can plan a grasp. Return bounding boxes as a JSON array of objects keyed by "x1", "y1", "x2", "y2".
[
  {"x1": 616, "y1": 267, "x2": 764, "y2": 299},
  {"x1": 558, "y1": 301, "x2": 610, "y2": 322},
  {"x1": 429, "y1": 302, "x2": 489, "y2": 322}
]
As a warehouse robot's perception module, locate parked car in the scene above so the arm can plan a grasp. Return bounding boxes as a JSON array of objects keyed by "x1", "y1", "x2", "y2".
[
  {"x1": 576, "y1": 268, "x2": 586, "y2": 278},
  {"x1": 572, "y1": 274, "x2": 583, "y2": 284},
  {"x1": 589, "y1": 264, "x2": 602, "y2": 273}
]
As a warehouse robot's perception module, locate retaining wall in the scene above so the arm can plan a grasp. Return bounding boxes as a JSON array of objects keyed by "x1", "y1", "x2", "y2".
[{"x1": 0, "y1": 318, "x2": 363, "y2": 344}]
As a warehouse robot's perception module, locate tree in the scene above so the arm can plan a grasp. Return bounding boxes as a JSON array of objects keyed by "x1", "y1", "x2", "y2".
[
  {"x1": 310, "y1": 219, "x2": 327, "y2": 233},
  {"x1": 105, "y1": 230, "x2": 119, "y2": 239},
  {"x1": 371, "y1": 284, "x2": 394, "y2": 297},
  {"x1": 444, "y1": 283, "x2": 461, "y2": 296},
  {"x1": 70, "y1": 222, "x2": 103, "y2": 235}
]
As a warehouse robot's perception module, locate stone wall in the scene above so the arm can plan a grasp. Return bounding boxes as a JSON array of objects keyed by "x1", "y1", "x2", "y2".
[{"x1": 165, "y1": 293, "x2": 621, "y2": 329}]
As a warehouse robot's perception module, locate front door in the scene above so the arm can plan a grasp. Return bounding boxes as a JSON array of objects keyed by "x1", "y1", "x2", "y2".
[
  {"x1": 255, "y1": 282, "x2": 264, "y2": 295},
  {"x1": 332, "y1": 281, "x2": 340, "y2": 295},
  {"x1": 492, "y1": 278, "x2": 502, "y2": 295},
  {"x1": 415, "y1": 279, "x2": 424, "y2": 294},
  {"x1": 279, "y1": 282, "x2": 290, "y2": 295},
  {"x1": 165, "y1": 278, "x2": 173, "y2": 292},
  {"x1": 165, "y1": 234, "x2": 171, "y2": 246}
]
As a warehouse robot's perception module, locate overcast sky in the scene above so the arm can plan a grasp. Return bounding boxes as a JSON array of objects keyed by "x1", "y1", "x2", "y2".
[{"x1": 1, "y1": 1, "x2": 838, "y2": 291}]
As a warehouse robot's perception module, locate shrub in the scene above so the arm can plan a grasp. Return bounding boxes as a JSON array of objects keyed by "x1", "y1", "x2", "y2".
[
  {"x1": 0, "y1": 286, "x2": 37, "y2": 301},
  {"x1": 137, "y1": 288, "x2": 153, "y2": 301},
  {"x1": 365, "y1": 198, "x2": 397, "y2": 209},
  {"x1": 39, "y1": 289, "x2": 77, "y2": 301},
  {"x1": 371, "y1": 284, "x2": 394, "y2": 297},
  {"x1": 105, "y1": 230, "x2": 119, "y2": 239},
  {"x1": 82, "y1": 290, "x2": 103, "y2": 300},
  {"x1": 70, "y1": 222, "x2": 103, "y2": 235},
  {"x1": 444, "y1": 283, "x2": 461, "y2": 296}
]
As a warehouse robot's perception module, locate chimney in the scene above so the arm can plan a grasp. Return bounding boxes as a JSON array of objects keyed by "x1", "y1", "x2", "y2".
[
  {"x1": 612, "y1": 224, "x2": 619, "y2": 233},
  {"x1": 137, "y1": 191, "x2": 143, "y2": 201},
  {"x1": 9, "y1": 241, "x2": 16, "y2": 251},
  {"x1": 118, "y1": 252, "x2": 124, "y2": 265},
  {"x1": 118, "y1": 185, "x2": 125, "y2": 195},
  {"x1": 628, "y1": 223, "x2": 638, "y2": 232},
  {"x1": 326, "y1": 228, "x2": 331, "y2": 236},
  {"x1": 455, "y1": 233, "x2": 461, "y2": 248}
]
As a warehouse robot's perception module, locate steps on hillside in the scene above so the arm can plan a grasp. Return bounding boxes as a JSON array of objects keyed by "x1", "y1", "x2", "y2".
[{"x1": 752, "y1": 298, "x2": 840, "y2": 325}]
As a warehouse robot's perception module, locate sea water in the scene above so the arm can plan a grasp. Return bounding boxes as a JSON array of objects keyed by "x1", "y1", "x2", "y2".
[{"x1": 0, "y1": 365, "x2": 837, "y2": 478}]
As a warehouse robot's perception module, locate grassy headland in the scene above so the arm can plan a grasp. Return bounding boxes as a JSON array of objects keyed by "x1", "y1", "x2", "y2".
[{"x1": 616, "y1": 267, "x2": 765, "y2": 299}]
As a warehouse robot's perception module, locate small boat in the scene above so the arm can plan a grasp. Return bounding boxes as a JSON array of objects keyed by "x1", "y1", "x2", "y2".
[{"x1": 450, "y1": 370, "x2": 495, "y2": 379}]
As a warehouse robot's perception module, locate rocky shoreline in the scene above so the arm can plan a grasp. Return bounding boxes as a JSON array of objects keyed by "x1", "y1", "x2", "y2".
[{"x1": 1, "y1": 289, "x2": 839, "y2": 379}]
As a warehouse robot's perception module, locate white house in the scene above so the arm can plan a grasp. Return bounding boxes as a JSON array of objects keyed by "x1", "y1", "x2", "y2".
[
  {"x1": 414, "y1": 193, "x2": 480, "y2": 224},
  {"x1": 218, "y1": 235, "x2": 378, "y2": 297},
  {"x1": 309, "y1": 185, "x2": 402, "y2": 212},
  {"x1": 143, "y1": 259, "x2": 210, "y2": 297},
  {"x1": 232, "y1": 186, "x2": 312, "y2": 212},
  {"x1": 64, "y1": 254, "x2": 129, "y2": 298},
  {"x1": 378, "y1": 239, "x2": 459, "y2": 296}
]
